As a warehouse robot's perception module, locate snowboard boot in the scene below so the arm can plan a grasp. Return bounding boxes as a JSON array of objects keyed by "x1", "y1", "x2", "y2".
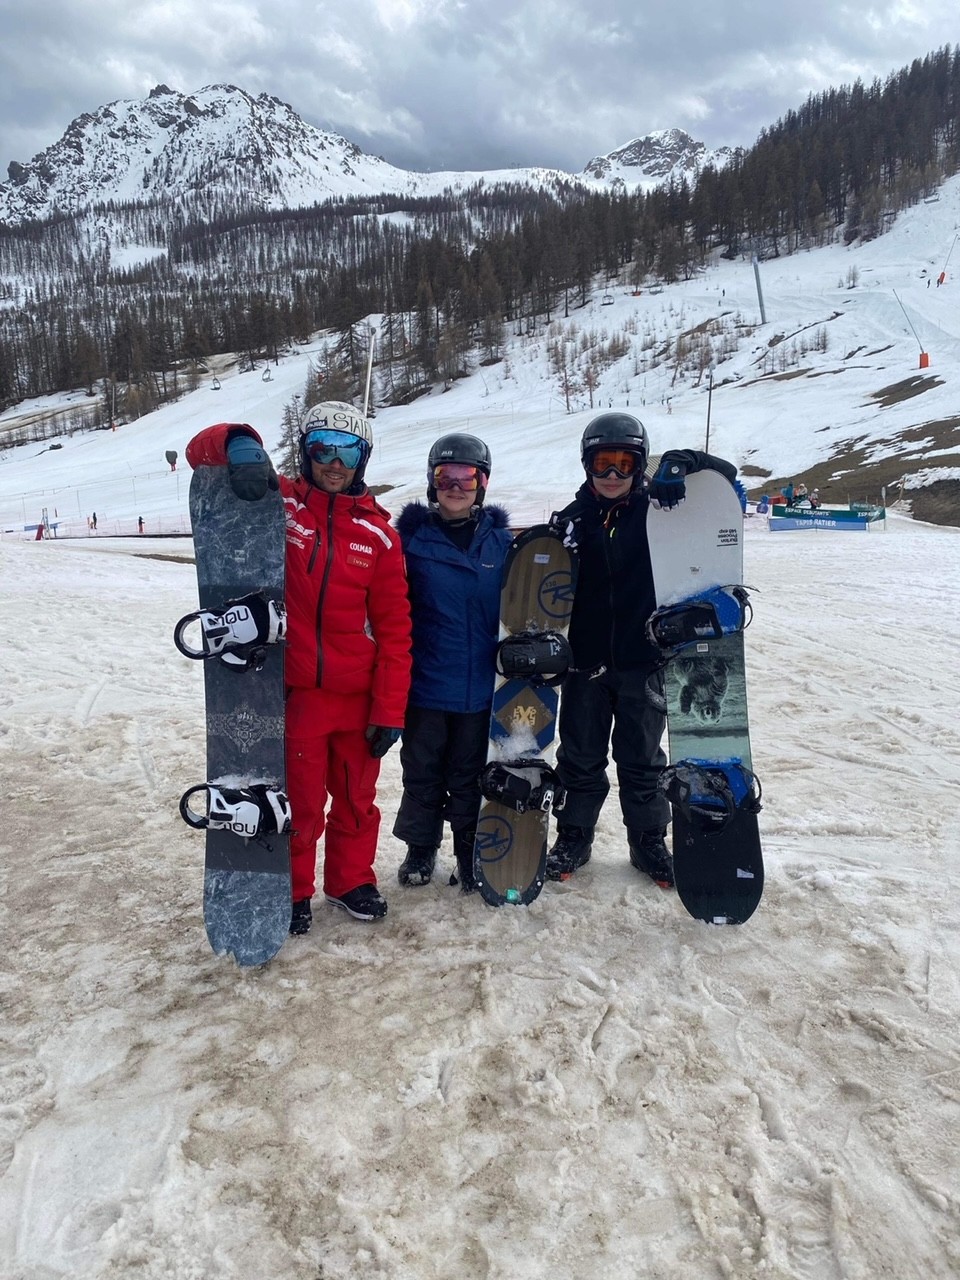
[
  {"x1": 451, "y1": 828, "x2": 478, "y2": 894},
  {"x1": 545, "y1": 825, "x2": 594, "y2": 880},
  {"x1": 397, "y1": 844, "x2": 437, "y2": 886},
  {"x1": 325, "y1": 884, "x2": 388, "y2": 921},
  {"x1": 628, "y1": 829, "x2": 675, "y2": 888},
  {"x1": 289, "y1": 897, "x2": 313, "y2": 936}
]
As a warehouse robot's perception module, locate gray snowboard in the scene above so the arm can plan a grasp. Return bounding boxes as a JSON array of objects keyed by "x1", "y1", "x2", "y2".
[
  {"x1": 647, "y1": 469, "x2": 763, "y2": 924},
  {"x1": 187, "y1": 466, "x2": 290, "y2": 965}
]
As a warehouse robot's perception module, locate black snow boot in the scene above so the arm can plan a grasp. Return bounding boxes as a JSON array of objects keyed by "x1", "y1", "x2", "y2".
[
  {"x1": 289, "y1": 897, "x2": 313, "y2": 935},
  {"x1": 545, "y1": 826, "x2": 594, "y2": 880},
  {"x1": 628, "y1": 829, "x2": 675, "y2": 888},
  {"x1": 397, "y1": 844, "x2": 437, "y2": 886},
  {"x1": 451, "y1": 828, "x2": 477, "y2": 894}
]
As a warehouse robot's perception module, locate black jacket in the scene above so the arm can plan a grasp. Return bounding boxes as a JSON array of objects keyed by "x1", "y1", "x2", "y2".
[{"x1": 553, "y1": 450, "x2": 737, "y2": 673}]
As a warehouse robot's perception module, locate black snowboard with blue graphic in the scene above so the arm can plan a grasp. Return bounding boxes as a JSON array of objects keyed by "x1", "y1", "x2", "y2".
[{"x1": 647, "y1": 469, "x2": 764, "y2": 924}]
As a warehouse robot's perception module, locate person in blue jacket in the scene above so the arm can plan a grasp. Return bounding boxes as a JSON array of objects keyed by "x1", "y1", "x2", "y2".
[{"x1": 393, "y1": 433, "x2": 513, "y2": 892}]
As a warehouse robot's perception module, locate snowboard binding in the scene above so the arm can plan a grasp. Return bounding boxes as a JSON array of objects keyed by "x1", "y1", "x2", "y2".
[
  {"x1": 646, "y1": 585, "x2": 752, "y2": 659},
  {"x1": 495, "y1": 629, "x2": 573, "y2": 687},
  {"x1": 174, "y1": 592, "x2": 286, "y2": 672},
  {"x1": 179, "y1": 783, "x2": 292, "y2": 838},
  {"x1": 479, "y1": 758, "x2": 565, "y2": 815},
  {"x1": 658, "y1": 758, "x2": 762, "y2": 833}
]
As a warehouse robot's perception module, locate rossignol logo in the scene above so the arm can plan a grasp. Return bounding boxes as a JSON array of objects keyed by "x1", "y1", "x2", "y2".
[{"x1": 350, "y1": 542, "x2": 374, "y2": 555}]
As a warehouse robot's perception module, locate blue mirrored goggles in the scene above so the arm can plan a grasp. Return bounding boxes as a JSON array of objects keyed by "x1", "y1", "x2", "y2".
[{"x1": 304, "y1": 428, "x2": 368, "y2": 469}]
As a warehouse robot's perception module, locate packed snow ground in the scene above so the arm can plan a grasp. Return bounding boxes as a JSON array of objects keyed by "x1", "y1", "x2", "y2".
[
  {"x1": 2, "y1": 517, "x2": 959, "y2": 1279},
  {"x1": 3, "y1": 180, "x2": 960, "y2": 1279}
]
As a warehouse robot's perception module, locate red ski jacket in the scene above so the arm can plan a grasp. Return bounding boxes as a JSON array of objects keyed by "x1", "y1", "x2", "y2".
[{"x1": 186, "y1": 423, "x2": 411, "y2": 727}]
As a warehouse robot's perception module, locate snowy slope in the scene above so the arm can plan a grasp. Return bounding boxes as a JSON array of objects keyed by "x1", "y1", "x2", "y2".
[
  {"x1": 1, "y1": 162, "x2": 960, "y2": 1280},
  {"x1": 2, "y1": 170, "x2": 959, "y2": 536}
]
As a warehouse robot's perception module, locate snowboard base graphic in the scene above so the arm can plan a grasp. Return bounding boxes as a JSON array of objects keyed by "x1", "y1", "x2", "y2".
[{"x1": 648, "y1": 470, "x2": 763, "y2": 924}]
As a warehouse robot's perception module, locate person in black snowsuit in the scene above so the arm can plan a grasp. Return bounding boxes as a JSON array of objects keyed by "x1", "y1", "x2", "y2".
[
  {"x1": 547, "y1": 411, "x2": 737, "y2": 887},
  {"x1": 392, "y1": 434, "x2": 513, "y2": 892}
]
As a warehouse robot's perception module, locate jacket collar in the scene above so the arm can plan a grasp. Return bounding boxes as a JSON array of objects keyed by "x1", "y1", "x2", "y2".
[{"x1": 396, "y1": 501, "x2": 510, "y2": 539}]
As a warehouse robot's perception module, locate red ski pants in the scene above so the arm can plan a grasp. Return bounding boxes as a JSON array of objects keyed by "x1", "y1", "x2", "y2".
[{"x1": 286, "y1": 700, "x2": 383, "y2": 902}]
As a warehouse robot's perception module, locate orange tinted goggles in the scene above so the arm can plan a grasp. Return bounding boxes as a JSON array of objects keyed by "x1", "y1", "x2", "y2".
[
  {"x1": 432, "y1": 463, "x2": 486, "y2": 492},
  {"x1": 586, "y1": 448, "x2": 642, "y2": 479}
]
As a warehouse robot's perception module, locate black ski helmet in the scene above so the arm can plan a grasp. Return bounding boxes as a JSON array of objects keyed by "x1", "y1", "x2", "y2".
[
  {"x1": 580, "y1": 412, "x2": 649, "y2": 468},
  {"x1": 298, "y1": 400, "x2": 373, "y2": 494},
  {"x1": 426, "y1": 432, "x2": 492, "y2": 508}
]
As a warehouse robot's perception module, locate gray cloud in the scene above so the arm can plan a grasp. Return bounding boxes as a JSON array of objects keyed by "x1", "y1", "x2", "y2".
[{"x1": 1, "y1": 1, "x2": 956, "y2": 176}]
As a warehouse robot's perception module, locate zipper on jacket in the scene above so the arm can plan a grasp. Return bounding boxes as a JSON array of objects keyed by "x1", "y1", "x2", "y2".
[
  {"x1": 314, "y1": 495, "x2": 337, "y2": 687},
  {"x1": 603, "y1": 510, "x2": 619, "y2": 665},
  {"x1": 306, "y1": 529, "x2": 321, "y2": 575}
]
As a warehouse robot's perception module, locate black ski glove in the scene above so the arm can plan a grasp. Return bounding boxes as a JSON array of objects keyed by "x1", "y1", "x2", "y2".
[
  {"x1": 226, "y1": 432, "x2": 279, "y2": 502},
  {"x1": 649, "y1": 455, "x2": 688, "y2": 509},
  {"x1": 365, "y1": 724, "x2": 402, "y2": 759}
]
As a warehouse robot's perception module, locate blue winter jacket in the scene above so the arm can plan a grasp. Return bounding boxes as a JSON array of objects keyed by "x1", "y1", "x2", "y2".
[{"x1": 395, "y1": 502, "x2": 512, "y2": 713}]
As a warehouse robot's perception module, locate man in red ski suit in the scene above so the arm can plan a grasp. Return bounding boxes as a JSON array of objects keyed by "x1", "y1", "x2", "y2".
[{"x1": 186, "y1": 402, "x2": 411, "y2": 933}]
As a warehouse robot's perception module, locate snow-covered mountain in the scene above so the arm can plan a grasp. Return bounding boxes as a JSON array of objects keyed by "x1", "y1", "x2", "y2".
[
  {"x1": 0, "y1": 84, "x2": 428, "y2": 223},
  {"x1": 582, "y1": 127, "x2": 736, "y2": 190},
  {"x1": 0, "y1": 83, "x2": 586, "y2": 224},
  {"x1": 0, "y1": 84, "x2": 720, "y2": 225}
]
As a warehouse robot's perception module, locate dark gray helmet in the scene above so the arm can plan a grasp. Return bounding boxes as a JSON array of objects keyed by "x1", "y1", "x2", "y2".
[
  {"x1": 426, "y1": 432, "x2": 491, "y2": 510},
  {"x1": 580, "y1": 412, "x2": 649, "y2": 466},
  {"x1": 427, "y1": 433, "x2": 492, "y2": 475}
]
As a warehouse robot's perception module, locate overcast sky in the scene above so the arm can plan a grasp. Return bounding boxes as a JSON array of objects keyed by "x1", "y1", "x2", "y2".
[{"x1": 1, "y1": 1, "x2": 957, "y2": 176}]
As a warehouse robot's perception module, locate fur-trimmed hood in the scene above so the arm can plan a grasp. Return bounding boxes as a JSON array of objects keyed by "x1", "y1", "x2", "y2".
[{"x1": 395, "y1": 501, "x2": 510, "y2": 542}]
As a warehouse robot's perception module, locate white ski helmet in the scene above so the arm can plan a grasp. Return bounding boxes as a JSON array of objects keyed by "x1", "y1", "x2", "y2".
[{"x1": 299, "y1": 400, "x2": 373, "y2": 491}]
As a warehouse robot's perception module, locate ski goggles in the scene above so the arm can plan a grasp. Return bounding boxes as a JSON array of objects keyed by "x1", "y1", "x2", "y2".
[
  {"x1": 585, "y1": 448, "x2": 643, "y2": 479},
  {"x1": 304, "y1": 428, "x2": 368, "y2": 469},
  {"x1": 431, "y1": 463, "x2": 487, "y2": 492}
]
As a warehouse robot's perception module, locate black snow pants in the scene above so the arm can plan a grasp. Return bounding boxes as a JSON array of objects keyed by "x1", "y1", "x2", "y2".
[
  {"x1": 555, "y1": 667, "x2": 670, "y2": 834},
  {"x1": 392, "y1": 705, "x2": 490, "y2": 847}
]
